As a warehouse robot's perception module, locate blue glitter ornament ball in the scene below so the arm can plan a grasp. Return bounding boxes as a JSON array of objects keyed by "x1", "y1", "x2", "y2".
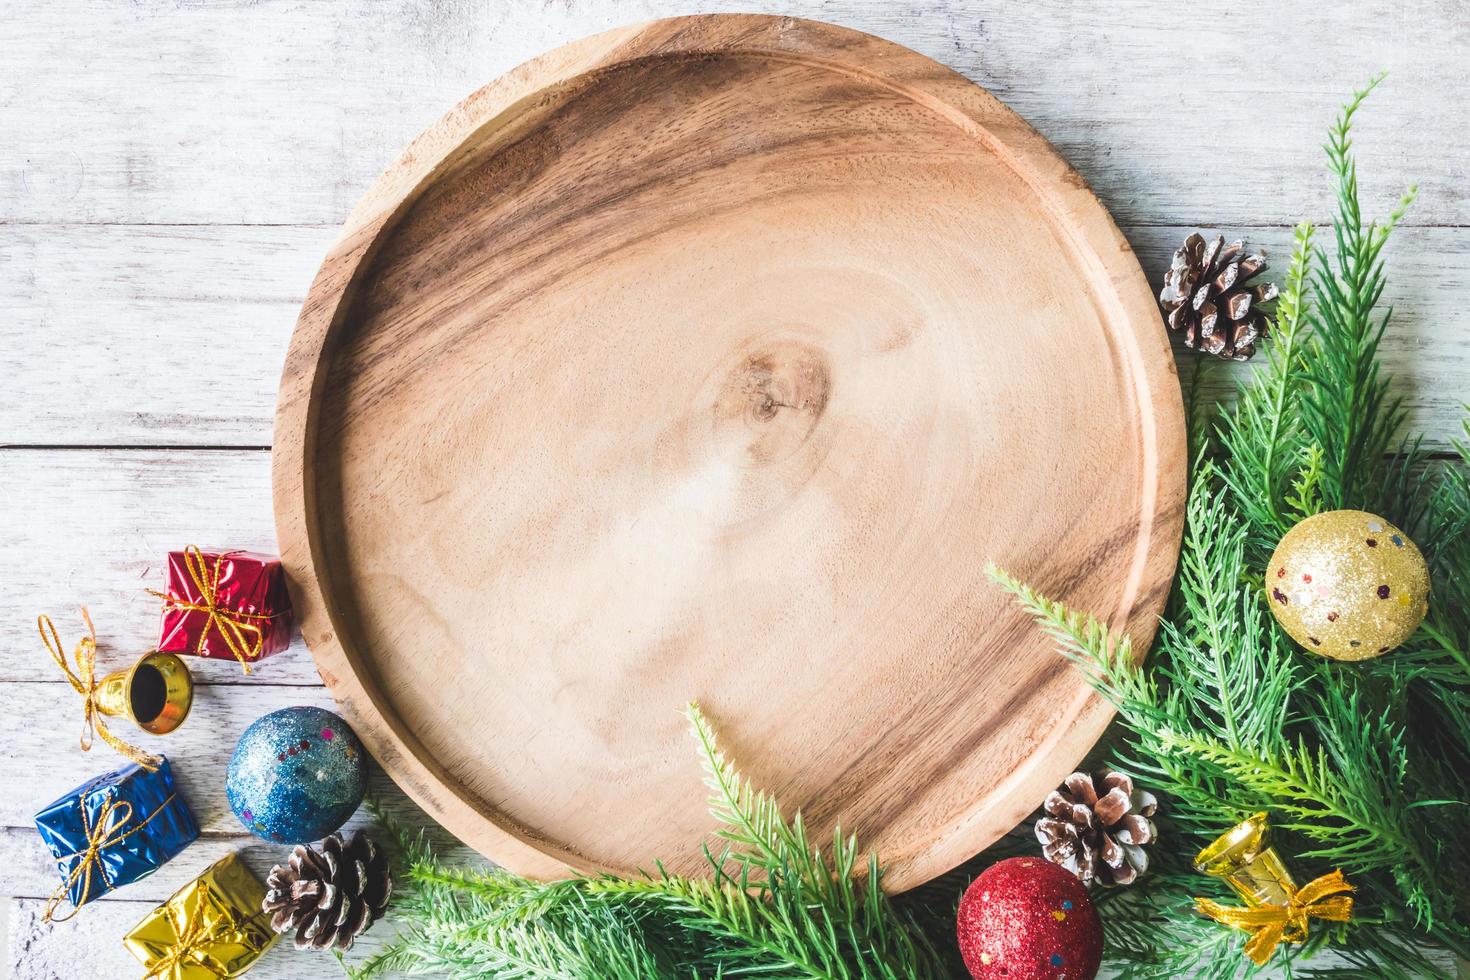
[{"x1": 226, "y1": 706, "x2": 367, "y2": 843}]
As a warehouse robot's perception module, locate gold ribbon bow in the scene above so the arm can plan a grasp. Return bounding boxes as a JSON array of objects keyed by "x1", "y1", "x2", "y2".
[
  {"x1": 42, "y1": 792, "x2": 177, "y2": 923},
  {"x1": 1196, "y1": 870, "x2": 1355, "y2": 965},
  {"x1": 150, "y1": 546, "x2": 276, "y2": 674},
  {"x1": 143, "y1": 906, "x2": 221, "y2": 980},
  {"x1": 39, "y1": 610, "x2": 161, "y2": 771},
  {"x1": 125, "y1": 853, "x2": 277, "y2": 980}
]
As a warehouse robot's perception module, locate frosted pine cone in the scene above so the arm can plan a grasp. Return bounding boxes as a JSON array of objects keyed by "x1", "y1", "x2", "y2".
[
  {"x1": 1159, "y1": 233, "x2": 1276, "y2": 360},
  {"x1": 263, "y1": 830, "x2": 392, "y2": 951},
  {"x1": 1034, "y1": 771, "x2": 1158, "y2": 886}
]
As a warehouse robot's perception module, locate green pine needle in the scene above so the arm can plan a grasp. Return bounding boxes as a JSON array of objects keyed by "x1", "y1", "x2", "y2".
[
  {"x1": 995, "y1": 77, "x2": 1470, "y2": 975},
  {"x1": 347, "y1": 79, "x2": 1470, "y2": 980},
  {"x1": 351, "y1": 705, "x2": 954, "y2": 980}
]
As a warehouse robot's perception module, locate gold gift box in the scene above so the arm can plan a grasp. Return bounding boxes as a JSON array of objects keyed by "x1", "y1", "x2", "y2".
[{"x1": 124, "y1": 852, "x2": 279, "y2": 979}]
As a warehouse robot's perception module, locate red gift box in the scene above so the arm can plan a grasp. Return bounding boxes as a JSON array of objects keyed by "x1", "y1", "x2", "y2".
[{"x1": 154, "y1": 547, "x2": 292, "y2": 672}]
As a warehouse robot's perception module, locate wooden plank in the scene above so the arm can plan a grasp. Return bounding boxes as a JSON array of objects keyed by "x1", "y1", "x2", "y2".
[
  {"x1": 1, "y1": 681, "x2": 342, "y2": 831},
  {"x1": 6, "y1": 894, "x2": 1465, "y2": 980},
  {"x1": 5, "y1": 224, "x2": 1468, "y2": 449},
  {"x1": 6, "y1": 898, "x2": 1464, "y2": 980},
  {"x1": 2, "y1": 737, "x2": 482, "y2": 976},
  {"x1": 3, "y1": 831, "x2": 351, "y2": 907},
  {"x1": 1131, "y1": 226, "x2": 1470, "y2": 451},
  {"x1": 1, "y1": 1, "x2": 1466, "y2": 229},
  {"x1": 2, "y1": 758, "x2": 478, "y2": 899},
  {"x1": 0, "y1": 679, "x2": 489, "y2": 903},
  {"x1": 0, "y1": 448, "x2": 327, "y2": 684},
  {"x1": 2, "y1": 0, "x2": 1468, "y2": 972},
  {"x1": 7, "y1": 896, "x2": 392, "y2": 980},
  {"x1": 0, "y1": 224, "x2": 331, "y2": 447}
]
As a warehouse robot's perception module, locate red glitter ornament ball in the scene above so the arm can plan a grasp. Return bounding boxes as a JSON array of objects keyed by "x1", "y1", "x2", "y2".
[{"x1": 956, "y1": 857, "x2": 1103, "y2": 980}]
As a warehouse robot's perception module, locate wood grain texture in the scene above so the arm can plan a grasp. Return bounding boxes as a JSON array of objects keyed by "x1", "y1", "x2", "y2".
[
  {"x1": 0, "y1": 754, "x2": 463, "y2": 901},
  {"x1": 0, "y1": 449, "x2": 483, "y2": 977},
  {"x1": 273, "y1": 13, "x2": 1185, "y2": 891},
  {"x1": 0, "y1": 225, "x2": 330, "y2": 447},
  {"x1": 5, "y1": 0, "x2": 1470, "y2": 976},
  {"x1": 0, "y1": 681, "x2": 338, "y2": 831},
  {"x1": 3, "y1": 0, "x2": 1468, "y2": 229},
  {"x1": 0, "y1": 450, "x2": 322, "y2": 684},
  {"x1": 0, "y1": 674, "x2": 478, "y2": 975},
  {"x1": 0, "y1": 460, "x2": 1461, "y2": 977},
  {"x1": 5, "y1": 224, "x2": 1468, "y2": 448},
  {"x1": 7, "y1": 897, "x2": 387, "y2": 980}
]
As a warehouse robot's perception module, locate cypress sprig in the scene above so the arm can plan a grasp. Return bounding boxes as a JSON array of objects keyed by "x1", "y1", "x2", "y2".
[
  {"x1": 351, "y1": 705, "x2": 955, "y2": 979},
  {"x1": 349, "y1": 80, "x2": 1469, "y2": 979},
  {"x1": 998, "y1": 78, "x2": 1470, "y2": 975}
]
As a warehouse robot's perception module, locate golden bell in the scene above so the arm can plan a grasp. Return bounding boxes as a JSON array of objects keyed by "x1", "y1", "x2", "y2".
[
  {"x1": 1196, "y1": 813, "x2": 1302, "y2": 932},
  {"x1": 93, "y1": 651, "x2": 194, "y2": 735}
]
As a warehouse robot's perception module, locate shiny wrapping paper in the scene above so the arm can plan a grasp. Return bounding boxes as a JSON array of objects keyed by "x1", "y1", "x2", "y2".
[
  {"x1": 124, "y1": 852, "x2": 279, "y2": 979},
  {"x1": 34, "y1": 757, "x2": 199, "y2": 912},
  {"x1": 157, "y1": 548, "x2": 292, "y2": 667}
]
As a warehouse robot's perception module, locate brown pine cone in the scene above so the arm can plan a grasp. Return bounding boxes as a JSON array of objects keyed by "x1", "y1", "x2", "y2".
[
  {"x1": 1034, "y1": 771, "x2": 1158, "y2": 886},
  {"x1": 1159, "y1": 233, "x2": 1277, "y2": 360},
  {"x1": 263, "y1": 830, "x2": 393, "y2": 951}
]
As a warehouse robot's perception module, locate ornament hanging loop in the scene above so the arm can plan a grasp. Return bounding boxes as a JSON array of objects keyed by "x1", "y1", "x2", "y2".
[
  {"x1": 38, "y1": 609, "x2": 164, "y2": 770},
  {"x1": 1194, "y1": 813, "x2": 1355, "y2": 965}
]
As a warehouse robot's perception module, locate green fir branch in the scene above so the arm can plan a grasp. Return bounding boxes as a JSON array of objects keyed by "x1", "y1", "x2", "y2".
[
  {"x1": 1299, "y1": 73, "x2": 1416, "y2": 513},
  {"x1": 993, "y1": 77, "x2": 1470, "y2": 977},
  {"x1": 346, "y1": 79, "x2": 1470, "y2": 980},
  {"x1": 353, "y1": 707, "x2": 953, "y2": 980},
  {"x1": 1218, "y1": 221, "x2": 1316, "y2": 554}
]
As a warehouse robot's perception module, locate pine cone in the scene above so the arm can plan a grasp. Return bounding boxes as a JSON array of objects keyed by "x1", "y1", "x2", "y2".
[
  {"x1": 1159, "y1": 233, "x2": 1277, "y2": 360},
  {"x1": 1034, "y1": 771, "x2": 1158, "y2": 886},
  {"x1": 263, "y1": 830, "x2": 393, "y2": 951}
]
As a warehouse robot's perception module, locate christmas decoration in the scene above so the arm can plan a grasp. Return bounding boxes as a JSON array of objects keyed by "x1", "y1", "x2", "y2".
[
  {"x1": 38, "y1": 610, "x2": 173, "y2": 769},
  {"x1": 1159, "y1": 232, "x2": 1277, "y2": 360},
  {"x1": 993, "y1": 78, "x2": 1470, "y2": 976},
  {"x1": 355, "y1": 705, "x2": 965, "y2": 978},
  {"x1": 264, "y1": 829, "x2": 393, "y2": 951},
  {"x1": 226, "y1": 706, "x2": 367, "y2": 844},
  {"x1": 1197, "y1": 871, "x2": 1355, "y2": 967},
  {"x1": 1194, "y1": 813, "x2": 1354, "y2": 966},
  {"x1": 88, "y1": 649, "x2": 194, "y2": 739},
  {"x1": 34, "y1": 757, "x2": 198, "y2": 922},
  {"x1": 1034, "y1": 770, "x2": 1157, "y2": 885},
  {"x1": 271, "y1": 80, "x2": 1469, "y2": 980},
  {"x1": 1193, "y1": 811, "x2": 1297, "y2": 907},
  {"x1": 124, "y1": 851, "x2": 278, "y2": 979},
  {"x1": 1266, "y1": 509, "x2": 1430, "y2": 660},
  {"x1": 956, "y1": 856, "x2": 1102, "y2": 980},
  {"x1": 153, "y1": 546, "x2": 292, "y2": 674}
]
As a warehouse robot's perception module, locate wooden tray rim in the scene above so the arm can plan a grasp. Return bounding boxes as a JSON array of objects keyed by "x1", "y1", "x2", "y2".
[{"x1": 272, "y1": 12, "x2": 1185, "y2": 890}]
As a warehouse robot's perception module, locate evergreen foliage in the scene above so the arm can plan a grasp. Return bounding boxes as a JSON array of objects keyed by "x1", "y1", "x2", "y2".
[
  {"x1": 995, "y1": 75, "x2": 1470, "y2": 977},
  {"x1": 354, "y1": 80, "x2": 1469, "y2": 978},
  {"x1": 350, "y1": 704, "x2": 961, "y2": 979}
]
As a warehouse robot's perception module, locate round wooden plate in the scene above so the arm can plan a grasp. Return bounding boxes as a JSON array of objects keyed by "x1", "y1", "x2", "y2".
[{"x1": 274, "y1": 13, "x2": 1184, "y2": 891}]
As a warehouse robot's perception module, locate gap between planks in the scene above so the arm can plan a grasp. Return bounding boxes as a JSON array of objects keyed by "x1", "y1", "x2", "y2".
[
  {"x1": 3, "y1": 446, "x2": 1464, "y2": 459},
  {"x1": 7, "y1": 222, "x2": 1468, "y2": 449},
  {"x1": 9, "y1": 220, "x2": 1470, "y2": 230},
  {"x1": 0, "y1": 445, "x2": 273, "y2": 452}
]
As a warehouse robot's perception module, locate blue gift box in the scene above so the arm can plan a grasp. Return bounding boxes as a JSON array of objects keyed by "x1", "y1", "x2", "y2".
[{"x1": 34, "y1": 756, "x2": 198, "y2": 916}]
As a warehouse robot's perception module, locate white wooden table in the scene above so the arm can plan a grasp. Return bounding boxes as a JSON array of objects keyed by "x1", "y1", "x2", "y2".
[{"x1": 3, "y1": 2, "x2": 1468, "y2": 977}]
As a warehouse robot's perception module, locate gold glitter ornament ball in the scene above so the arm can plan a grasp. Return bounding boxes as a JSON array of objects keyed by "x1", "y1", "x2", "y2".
[{"x1": 1266, "y1": 510, "x2": 1429, "y2": 661}]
